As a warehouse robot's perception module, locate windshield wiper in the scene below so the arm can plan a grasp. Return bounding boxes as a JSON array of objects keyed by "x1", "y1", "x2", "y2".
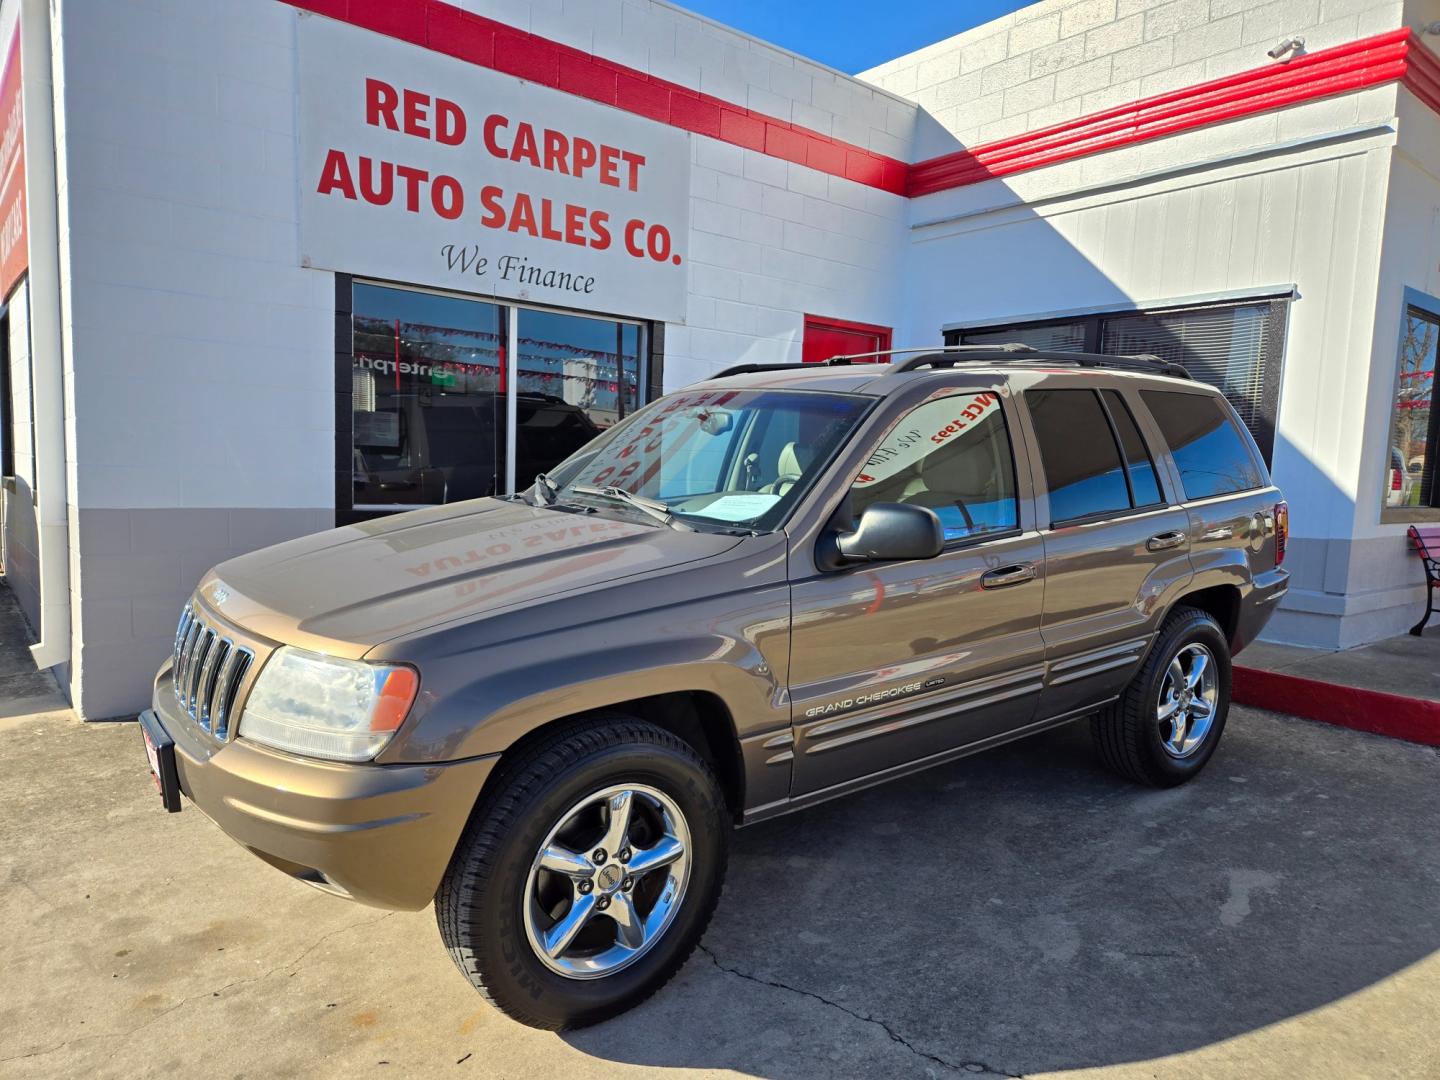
[
  {"x1": 532, "y1": 472, "x2": 560, "y2": 506},
  {"x1": 570, "y1": 484, "x2": 693, "y2": 530}
]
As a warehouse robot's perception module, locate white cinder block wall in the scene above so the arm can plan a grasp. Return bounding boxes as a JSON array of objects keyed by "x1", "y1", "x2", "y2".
[{"x1": 861, "y1": 0, "x2": 1406, "y2": 156}]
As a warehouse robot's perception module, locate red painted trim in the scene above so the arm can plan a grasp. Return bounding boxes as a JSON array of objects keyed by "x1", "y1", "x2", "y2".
[
  {"x1": 1232, "y1": 665, "x2": 1440, "y2": 747},
  {"x1": 281, "y1": 0, "x2": 908, "y2": 195},
  {"x1": 1402, "y1": 31, "x2": 1440, "y2": 114},
  {"x1": 910, "y1": 29, "x2": 1414, "y2": 195},
  {"x1": 281, "y1": 5, "x2": 1440, "y2": 200}
]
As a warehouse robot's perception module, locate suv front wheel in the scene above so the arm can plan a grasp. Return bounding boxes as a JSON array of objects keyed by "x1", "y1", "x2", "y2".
[
  {"x1": 1091, "y1": 605, "x2": 1232, "y2": 787},
  {"x1": 436, "y1": 715, "x2": 729, "y2": 1029}
]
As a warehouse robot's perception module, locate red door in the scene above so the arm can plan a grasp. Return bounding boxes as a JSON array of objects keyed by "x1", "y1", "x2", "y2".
[{"x1": 802, "y1": 315, "x2": 892, "y2": 364}]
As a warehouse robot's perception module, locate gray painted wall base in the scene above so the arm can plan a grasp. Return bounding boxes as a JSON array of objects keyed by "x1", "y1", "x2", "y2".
[{"x1": 73, "y1": 507, "x2": 334, "y2": 721}]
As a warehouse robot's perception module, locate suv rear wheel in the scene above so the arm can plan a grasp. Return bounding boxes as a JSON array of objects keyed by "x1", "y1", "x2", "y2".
[
  {"x1": 435, "y1": 715, "x2": 729, "y2": 1029},
  {"x1": 1091, "y1": 605, "x2": 1232, "y2": 787}
]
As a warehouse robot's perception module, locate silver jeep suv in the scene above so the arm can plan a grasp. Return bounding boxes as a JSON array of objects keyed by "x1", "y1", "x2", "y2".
[{"x1": 138, "y1": 346, "x2": 1289, "y2": 1029}]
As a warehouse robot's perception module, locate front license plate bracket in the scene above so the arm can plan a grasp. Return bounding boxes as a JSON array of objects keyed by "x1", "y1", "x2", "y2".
[{"x1": 139, "y1": 709, "x2": 182, "y2": 813}]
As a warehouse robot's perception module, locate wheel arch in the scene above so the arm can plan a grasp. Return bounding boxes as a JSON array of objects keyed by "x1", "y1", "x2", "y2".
[
  {"x1": 474, "y1": 691, "x2": 746, "y2": 823},
  {"x1": 1168, "y1": 582, "x2": 1242, "y2": 648}
]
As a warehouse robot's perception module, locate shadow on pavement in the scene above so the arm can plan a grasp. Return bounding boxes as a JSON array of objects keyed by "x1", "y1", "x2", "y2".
[{"x1": 562, "y1": 712, "x2": 1440, "y2": 1077}]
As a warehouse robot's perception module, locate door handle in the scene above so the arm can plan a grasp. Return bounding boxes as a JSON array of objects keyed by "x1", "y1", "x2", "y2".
[
  {"x1": 981, "y1": 563, "x2": 1036, "y2": 589},
  {"x1": 1147, "y1": 530, "x2": 1187, "y2": 551}
]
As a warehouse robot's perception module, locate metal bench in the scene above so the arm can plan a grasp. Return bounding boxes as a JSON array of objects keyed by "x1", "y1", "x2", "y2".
[{"x1": 1407, "y1": 525, "x2": 1440, "y2": 635}]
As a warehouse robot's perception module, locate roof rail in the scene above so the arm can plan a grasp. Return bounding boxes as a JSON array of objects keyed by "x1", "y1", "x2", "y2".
[
  {"x1": 709, "y1": 356, "x2": 876, "y2": 379},
  {"x1": 887, "y1": 347, "x2": 1191, "y2": 380},
  {"x1": 708, "y1": 344, "x2": 1191, "y2": 382},
  {"x1": 820, "y1": 343, "x2": 1036, "y2": 363}
]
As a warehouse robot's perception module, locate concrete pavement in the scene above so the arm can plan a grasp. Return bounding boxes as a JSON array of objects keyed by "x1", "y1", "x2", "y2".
[
  {"x1": 1240, "y1": 632, "x2": 1440, "y2": 702},
  {"x1": 2, "y1": 692, "x2": 1438, "y2": 1078}
]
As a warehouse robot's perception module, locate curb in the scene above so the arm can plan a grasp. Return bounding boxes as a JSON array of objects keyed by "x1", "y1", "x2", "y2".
[{"x1": 1232, "y1": 665, "x2": 1440, "y2": 747}]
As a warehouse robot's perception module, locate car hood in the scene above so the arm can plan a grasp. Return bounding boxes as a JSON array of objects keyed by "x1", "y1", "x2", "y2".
[{"x1": 200, "y1": 499, "x2": 746, "y2": 656}]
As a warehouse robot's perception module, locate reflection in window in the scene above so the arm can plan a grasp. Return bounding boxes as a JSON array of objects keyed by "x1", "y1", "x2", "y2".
[
  {"x1": 1028, "y1": 389, "x2": 1132, "y2": 523},
  {"x1": 352, "y1": 284, "x2": 503, "y2": 508},
  {"x1": 550, "y1": 389, "x2": 870, "y2": 531},
  {"x1": 1101, "y1": 389, "x2": 1163, "y2": 507},
  {"x1": 1142, "y1": 390, "x2": 1262, "y2": 500},
  {"x1": 1388, "y1": 306, "x2": 1439, "y2": 512},
  {"x1": 350, "y1": 283, "x2": 647, "y2": 509},
  {"x1": 848, "y1": 391, "x2": 1018, "y2": 542}
]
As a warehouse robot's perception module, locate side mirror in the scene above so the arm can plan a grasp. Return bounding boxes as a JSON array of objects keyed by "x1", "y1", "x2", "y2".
[{"x1": 825, "y1": 503, "x2": 945, "y2": 567}]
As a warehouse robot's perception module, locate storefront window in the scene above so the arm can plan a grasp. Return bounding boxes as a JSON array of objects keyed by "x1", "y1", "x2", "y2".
[
  {"x1": 1385, "y1": 303, "x2": 1440, "y2": 516},
  {"x1": 515, "y1": 308, "x2": 641, "y2": 487},
  {"x1": 961, "y1": 321, "x2": 1087, "y2": 352},
  {"x1": 951, "y1": 296, "x2": 1289, "y2": 463},
  {"x1": 350, "y1": 282, "x2": 645, "y2": 510},
  {"x1": 352, "y1": 284, "x2": 504, "y2": 508}
]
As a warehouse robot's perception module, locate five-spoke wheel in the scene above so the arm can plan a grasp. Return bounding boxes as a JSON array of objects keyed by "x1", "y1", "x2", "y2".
[
  {"x1": 524, "y1": 785, "x2": 691, "y2": 979},
  {"x1": 436, "y1": 716, "x2": 728, "y2": 1029},
  {"x1": 1092, "y1": 606, "x2": 1232, "y2": 787},
  {"x1": 1156, "y1": 642, "x2": 1218, "y2": 758}
]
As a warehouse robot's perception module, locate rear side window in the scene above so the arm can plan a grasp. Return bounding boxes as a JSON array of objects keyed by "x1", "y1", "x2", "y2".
[
  {"x1": 1027, "y1": 389, "x2": 1133, "y2": 523},
  {"x1": 1142, "y1": 390, "x2": 1263, "y2": 500},
  {"x1": 1101, "y1": 390, "x2": 1163, "y2": 507}
]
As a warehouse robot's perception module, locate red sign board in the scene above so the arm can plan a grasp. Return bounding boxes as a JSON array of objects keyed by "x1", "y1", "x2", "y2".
[{"x1": 0, "y1": 27, "x2": 25, "y2": 301}]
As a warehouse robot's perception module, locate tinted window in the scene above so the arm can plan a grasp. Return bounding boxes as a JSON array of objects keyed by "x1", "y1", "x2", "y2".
[
  {"x1": 1101, "y1": 390, "x2": 1163, "y2": 507},
  {"x1": 1028, "y1": 389, "x2": 1131, "y2": 523},
  {"x1": 1142, "y1": 390, "x2": 1263, "y2": 499},
  {"x1": 849, "y1": 390, "x2": 1017, "y2": 542}
]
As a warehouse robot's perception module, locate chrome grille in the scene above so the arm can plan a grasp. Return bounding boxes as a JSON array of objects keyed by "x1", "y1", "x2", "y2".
[{"x1": 172, "y1": 605, "x2": 253, "y2": 739}]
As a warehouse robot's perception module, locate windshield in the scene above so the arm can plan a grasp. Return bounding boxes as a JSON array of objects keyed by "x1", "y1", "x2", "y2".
[{"x1": 541, "y1": 387, "x2": 872, "y2": 531}]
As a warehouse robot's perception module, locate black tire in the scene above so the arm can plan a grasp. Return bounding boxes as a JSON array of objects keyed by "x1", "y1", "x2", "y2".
[
  {"x1": 435, "y1": 715, "x2": 729, "y2": 1030},
  {"x1": 1091, "y1": 606, "x2": 1232, "y2": 787}
]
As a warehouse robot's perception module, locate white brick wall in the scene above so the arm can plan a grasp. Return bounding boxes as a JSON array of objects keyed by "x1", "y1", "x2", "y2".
[
  {"x1": 860, "y1": 0, "x2": 1405, "y2": 154},
  {"x1": 58, "y1": 0, "x2": 334, "y2": 512},
  {"x1": 666, "y1": 139, "x2": 907, "y2": 385},
  {"x1": 458, "y1": 0, "x2": 923, "y2": 159}
]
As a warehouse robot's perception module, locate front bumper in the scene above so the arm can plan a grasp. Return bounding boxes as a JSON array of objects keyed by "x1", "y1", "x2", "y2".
[{"x1": 145, "y1": 681, "x2": 497, "y2": 911}]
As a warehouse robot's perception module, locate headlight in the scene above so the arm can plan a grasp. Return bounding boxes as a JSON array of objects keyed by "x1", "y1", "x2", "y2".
[{"x1": 238, "y1": 647, "x2": 419, "y2": 762}]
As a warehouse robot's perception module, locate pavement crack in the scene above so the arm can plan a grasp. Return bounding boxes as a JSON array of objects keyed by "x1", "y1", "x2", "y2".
[{"x1": 696, "y1": 943, "x2": 1020, "y2": 1078}]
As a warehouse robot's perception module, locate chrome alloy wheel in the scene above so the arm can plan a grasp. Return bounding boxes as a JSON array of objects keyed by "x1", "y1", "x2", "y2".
[
  {"x1": 523, "y1": 784, "x2": 692, "y2": 980},
  {"x1": 1157, "y1": 642, "x2": 1219, "y2": 758}
]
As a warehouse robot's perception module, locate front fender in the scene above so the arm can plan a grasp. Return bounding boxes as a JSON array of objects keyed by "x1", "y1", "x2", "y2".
[{"x1": 377, "y1": 581, "x2": 791, "y2": 764}]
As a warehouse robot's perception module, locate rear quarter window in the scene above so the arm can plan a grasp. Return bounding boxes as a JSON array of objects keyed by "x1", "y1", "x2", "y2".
[{"x1": 1141, "y1": 390, "x2": 1263, "y2": 500}]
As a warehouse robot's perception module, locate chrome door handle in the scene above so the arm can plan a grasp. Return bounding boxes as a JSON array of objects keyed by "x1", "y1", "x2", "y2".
[
  {"x1": 1147, "y1": 530, "x2": 1187, "y2": 551},
  {"x1": 981, "y1": 563, "x2": 1036, "y2": 589}
]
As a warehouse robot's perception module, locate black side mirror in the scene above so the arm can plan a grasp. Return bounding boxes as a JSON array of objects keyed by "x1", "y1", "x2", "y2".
[{"x1": 822, "y1": 503, "x2": 945, "y2": 568}]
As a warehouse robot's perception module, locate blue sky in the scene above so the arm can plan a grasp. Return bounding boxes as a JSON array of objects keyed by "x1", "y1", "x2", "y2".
[{"x1": 675, "y1": 1, "x2": 1033, "y2": 74}]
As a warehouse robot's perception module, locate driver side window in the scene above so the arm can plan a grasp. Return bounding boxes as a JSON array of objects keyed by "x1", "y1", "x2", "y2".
[{"x1": 850, "y1": 390, "x2": 1018, "y2": 542}]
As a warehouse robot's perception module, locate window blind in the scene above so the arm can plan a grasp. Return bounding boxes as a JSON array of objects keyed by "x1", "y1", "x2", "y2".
[{"x1": 1100, "y1": 302, "x2": 1284, "y2": 453}]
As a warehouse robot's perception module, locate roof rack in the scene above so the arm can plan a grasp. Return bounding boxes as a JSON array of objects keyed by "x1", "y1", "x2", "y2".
[
  {"x1": 888, "y1": 347, "x2": 1191, "y2": 380},
  {"x1": 709, "y1": 343, "x2": 1190, "y2": 382}
]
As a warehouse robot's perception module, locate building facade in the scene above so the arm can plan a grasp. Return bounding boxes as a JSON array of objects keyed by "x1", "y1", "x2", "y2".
[{"x1": 1, "y1": 0, "x2": 1439, "y2": 718}]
